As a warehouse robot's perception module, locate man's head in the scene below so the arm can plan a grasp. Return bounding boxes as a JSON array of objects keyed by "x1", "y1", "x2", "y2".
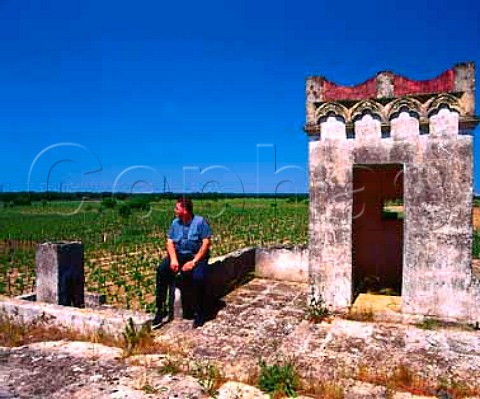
[{"x1": 175, "y1": 196, "x2": 193, "y2": 221}]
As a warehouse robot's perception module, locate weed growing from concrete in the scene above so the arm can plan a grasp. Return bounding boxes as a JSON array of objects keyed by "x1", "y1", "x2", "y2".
[
  {"x1": 309, "y1": 381, "x2": 344, "y2": 399},
  {"x1": 437, "y1": 376, "x2": 472, "y2": 398},
  {"x1": 415, "y1": 317, "x2": 441, "y2": 330},
  {"x1": 301, "y1": 361, "x2": 345, "y2": 398},
  {"x1": 158, "y1": 356, "x2": 182, "y2": 375},
  {"x1": 319, "y1": 381, "x2": 345, "y2": 399},
  {"x1": 141, "y1": 383, "x2": 159, "y2": 394},
  {"x1": 133, "y1": 371, "x2": 159, "y2": 394},
  {"x1": 473, "y1": 229, "x2": 480, "y2": 258},
  {"x1": 258, "y1": 358, "x2": 300, "y2": 398},
  {"x1": 356, "y1": 362, "x2": 420, "y2": 394},
  {"x1": 0, "y1": 312, "x2": 124, "y2": 348},
  {"x1": 189, "y1": 360, "x2": 223, "y2": 397},
  {"x1": 0, "y1": 313, "x2": 28, "y2": 346},
  {"x1": 0, "y1": 312, "x2": 185, "y2": 361},
  {"x1": 355, "y1": 362, "x2": 480, "y2": 398},
  {"x1": 121, "y1": 317, "x2": 155, "y2": 357},
  {"x1": 305, "y1": 294, "x2": 329, "y2": 323}
]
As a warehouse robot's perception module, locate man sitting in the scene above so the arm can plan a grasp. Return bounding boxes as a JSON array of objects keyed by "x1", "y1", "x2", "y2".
[{"x1": 152, "y1": 196, "x2": 212, "y2": 329}]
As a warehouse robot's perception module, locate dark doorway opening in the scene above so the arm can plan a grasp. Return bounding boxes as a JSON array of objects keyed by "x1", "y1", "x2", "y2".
[{"x1": 352, "y1": 164, "x2": 404, "y2": 298}]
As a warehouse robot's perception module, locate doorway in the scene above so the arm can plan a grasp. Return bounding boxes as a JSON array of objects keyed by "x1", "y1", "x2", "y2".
[{"x1": 352, "y1": 164, "x2": 404, "y2": 298}]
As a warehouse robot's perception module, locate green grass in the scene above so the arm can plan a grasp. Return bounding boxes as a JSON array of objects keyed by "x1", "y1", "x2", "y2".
[{"x1": 258, "y1": 358, "x2": 300, "y2": 397}]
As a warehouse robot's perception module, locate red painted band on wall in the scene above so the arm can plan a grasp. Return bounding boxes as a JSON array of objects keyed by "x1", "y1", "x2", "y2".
[
  {"x1": 321, "y1": 69, "x2": 456, "y2": 101},
  {"x1": 393, "y1": 69, "x2": 455, "y2": 96},
  {"x1": 323, "y1": 77, "x2": 377, "y2": 101}
]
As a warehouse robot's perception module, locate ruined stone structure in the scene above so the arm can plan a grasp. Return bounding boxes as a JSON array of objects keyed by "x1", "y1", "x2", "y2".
[
  {"x1": 36, "y1": 241, "x2": 85, "y2": 307},
  {"x1": 305, "y1": 62, "x2": 480, "y2": 322}
]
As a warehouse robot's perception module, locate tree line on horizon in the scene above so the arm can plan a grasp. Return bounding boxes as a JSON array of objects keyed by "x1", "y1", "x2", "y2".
[
  {"x1": 2, "y1": 191, "x2": 479, "y2": 209},
  {"x1": 0, "y1": 191, "x2": 309, "y2": 207}
]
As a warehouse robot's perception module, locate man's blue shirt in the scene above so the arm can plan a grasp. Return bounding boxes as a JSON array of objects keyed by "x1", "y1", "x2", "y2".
[{"x1": 168, "y1": 215, "x2": 212, "y2": 255}]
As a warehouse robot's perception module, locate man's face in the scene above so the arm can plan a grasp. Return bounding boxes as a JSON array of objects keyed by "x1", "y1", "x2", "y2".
[{"x1": 174, "y1": 202, "x2": 189, "y2": 220}]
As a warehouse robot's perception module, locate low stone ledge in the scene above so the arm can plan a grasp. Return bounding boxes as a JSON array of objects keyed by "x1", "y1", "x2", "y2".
[
  {"x1": 208, "y1": 247, "x2": 256, "y2": 298},
  {"x1": 0, "y1": 295, "x2": 150, "y2": 339},
  {"x1": 206, "y1": 245, "x2": 310, "y2": 296},
  {"x1": 255, "y1": 245, "x2": 308, "y2": 283},
  {"x1": 16, "y1": 291, "x2": 107, "y2": 308}
]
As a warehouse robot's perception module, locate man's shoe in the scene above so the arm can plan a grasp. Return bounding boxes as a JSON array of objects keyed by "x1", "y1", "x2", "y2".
[
  {"x1": 192, "y1": 313, "x2": 204, "y2": 329},
  {"x1": 151, "y1": 312, "x2": 173, "y2": 329}
]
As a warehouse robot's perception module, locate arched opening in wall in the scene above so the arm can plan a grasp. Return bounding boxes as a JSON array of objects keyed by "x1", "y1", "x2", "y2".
[{"x1": 352, "y1": 164, "x2": 404, "y2": 299}]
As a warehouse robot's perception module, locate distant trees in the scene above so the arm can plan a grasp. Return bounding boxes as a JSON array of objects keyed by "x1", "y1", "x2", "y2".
[
  {"x1": 1, "y1": 193, "x2": 32, "y2": 207},
  {"x1": 0, "y1": 191, "x2": 309, "y2": 208}
]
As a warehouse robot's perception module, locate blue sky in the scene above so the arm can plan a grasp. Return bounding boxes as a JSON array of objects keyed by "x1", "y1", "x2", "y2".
[{"x1": 0, "y1": 0, "x2": 478, "y2": 194}]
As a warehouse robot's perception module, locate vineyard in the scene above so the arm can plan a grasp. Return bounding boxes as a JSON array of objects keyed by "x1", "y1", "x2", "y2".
[
  {"x1": 0, "y1": 197, "x2": 308, "y2": 311},
  {"x1": 2, "y1": 197, "x2": 479, "y2": 313}
]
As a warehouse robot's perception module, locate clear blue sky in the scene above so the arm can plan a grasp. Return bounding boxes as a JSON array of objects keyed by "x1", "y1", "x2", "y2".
[{"x1": 0, "y1": 0, "x2": 478, "y2": 194}]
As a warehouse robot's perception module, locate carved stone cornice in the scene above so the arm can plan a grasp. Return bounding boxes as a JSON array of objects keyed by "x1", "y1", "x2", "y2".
[
  {"x1": 305, "y1": 63, "x2": 477, "y2": 136},
  {"x1": 304, "y1": 93, "x2": 478, "y2": 136}
]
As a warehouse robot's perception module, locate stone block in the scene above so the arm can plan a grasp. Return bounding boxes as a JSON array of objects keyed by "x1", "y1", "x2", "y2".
[{"x1": 36, "y1": 241, "x2": 84, "y2": 307}]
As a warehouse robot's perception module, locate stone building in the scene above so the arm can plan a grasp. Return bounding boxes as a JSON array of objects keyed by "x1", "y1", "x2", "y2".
[{"x1": 305, "y1": 62, "x2": 480, "y2": 322}]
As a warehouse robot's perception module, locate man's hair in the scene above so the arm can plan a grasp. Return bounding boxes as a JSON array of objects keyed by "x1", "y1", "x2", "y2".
[{"x1": 177, "y1": 196, "x2": 193, "y2": 213}]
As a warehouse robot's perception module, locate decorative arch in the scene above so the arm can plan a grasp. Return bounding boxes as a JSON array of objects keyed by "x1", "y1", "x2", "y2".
[
  {"x1": 425, "y1": 94, "x2": 463, "y2": 117},
  {"x1": 315, "y1": 102, "x2": 349, "y2": 123},
  {"x1": 350, "y1": 99, "x2": 385, "y2": 123},
  {"x1": 386, "y1": 97, "x2": 422, "y2": 121}
]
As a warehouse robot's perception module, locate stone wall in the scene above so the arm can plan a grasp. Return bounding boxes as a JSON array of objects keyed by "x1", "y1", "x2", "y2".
[
  {"x1": 0, "y1": 295, "x2": 149, "y2": 338},
  {"x1": 1, "y1": 246, "x2": 309, "y2": 337},
  {"x1": 208, "y1": 247, "x2": 256, "y2": 298},
  {"x1": 255, "y1": 246, "x2": 308, "y2": 282}
]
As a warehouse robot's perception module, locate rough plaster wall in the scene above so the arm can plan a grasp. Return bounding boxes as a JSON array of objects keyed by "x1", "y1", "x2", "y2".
[
  {"x1": 255, "y1": 247, "x2": 308, "y2": 283},
  {"x1": 309, "y1": 109, "x2": 479, "y2": 321},
  {"x1": 391, "y1": 111, "x2": 419, "y2": 142},
  {"x1": 430, "y1": 108, "x2": 459, "y2": 137},
  {"x1": 309, "y1": 117, "x2": 353, "y2": 309},
  {"x1": 355, "y1": 114, "x2": 381, "y2": 145},
  {"x1": 35, "y1": 244, "x2": 59, "y2": 303},
  {"x1": 402, "y1": 109, "x2": 476, "y2": 320}
]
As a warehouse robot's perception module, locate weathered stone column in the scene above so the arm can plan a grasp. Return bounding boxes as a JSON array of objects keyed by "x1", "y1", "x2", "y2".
[
  {"x1": 308, "y1": 115, "x2": 353, "y2": 311},
  {"x1": 36, "y1": 241, "x2": 85, "y2": 307}
]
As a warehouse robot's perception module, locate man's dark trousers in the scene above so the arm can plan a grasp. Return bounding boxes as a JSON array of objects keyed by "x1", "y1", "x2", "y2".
[{"x1": 155, "y1": 254, "x2": 209, "y2": 320}]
